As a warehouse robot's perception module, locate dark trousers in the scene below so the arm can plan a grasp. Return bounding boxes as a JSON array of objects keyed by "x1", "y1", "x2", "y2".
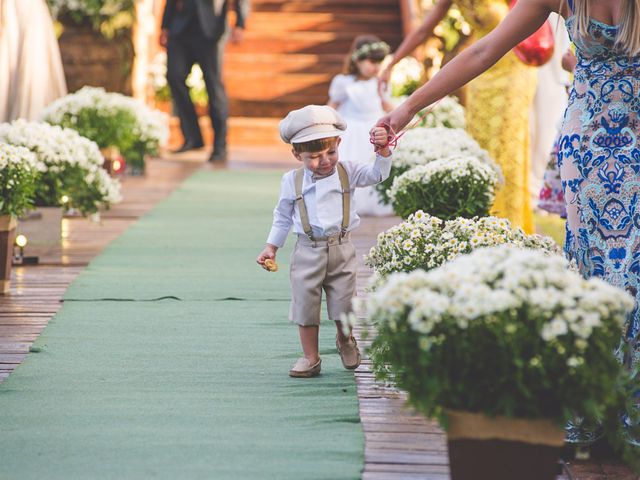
[{"x1": 166, "y1": 27, "x2": 228, "y2": 151}]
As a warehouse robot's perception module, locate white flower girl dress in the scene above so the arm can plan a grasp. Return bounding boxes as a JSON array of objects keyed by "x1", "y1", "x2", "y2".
[{"x1": 329, "y1": 74, "x2": 393, "y2": 217}]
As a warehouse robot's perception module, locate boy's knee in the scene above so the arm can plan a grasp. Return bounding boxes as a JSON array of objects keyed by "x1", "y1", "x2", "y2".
[{"x1": 290, "y1": 315, "x2": 321, "y2": 327}]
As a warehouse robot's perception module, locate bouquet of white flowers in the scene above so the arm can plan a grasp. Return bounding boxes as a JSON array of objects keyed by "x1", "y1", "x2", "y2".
[
  {"x1": 389, "y1": 155, "x2": 500, "y2": 219},
  {"x1": 0, "y1": 120, "x2": 121, "y2": 215},
  {"x1": 42, "y1": 86, "x2": 169, "y2": 173},
  {"x1": 376, "y1": 127, "x2": 500, "y2": 204},
  {"x1": 366, "y1": 212, "x2": 560, "y2": 279},
  {"x1": 362, "y1": 246, "x2": 637, "y2": 451},
  {"x1": 390, "y1": 57, "x2": 425, "y2": 97},
  {"x1": 0, "y1": 143, "x2": 43, "y2": 218}
]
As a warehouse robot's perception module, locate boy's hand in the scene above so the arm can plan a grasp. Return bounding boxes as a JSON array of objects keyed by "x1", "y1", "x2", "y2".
[
  {"x1": 257, "y1": 244, "x2": 278, "y2": 271},
  {"x1": 370, "y1": 126, "x2": 392, "y2": 157}
]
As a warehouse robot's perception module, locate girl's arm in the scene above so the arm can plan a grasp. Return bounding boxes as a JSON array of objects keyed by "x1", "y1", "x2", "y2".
[
  {"x1": 328, "y1": 75, "x2": 349, "y2": 111},
  {"x1": 380, "y1": 0, "x2": 453, "y2": 85},
  {"x1": 379, "y1": 80, "x2": 395, "y2": 113},
  {"x1": 379, "y1": 0, "x2": 557, "y2": 132}
]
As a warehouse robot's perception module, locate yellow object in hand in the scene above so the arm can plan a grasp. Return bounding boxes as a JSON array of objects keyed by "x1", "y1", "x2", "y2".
[{"x1": 264, "y1": 259, "x2": 278, "y2": 272}]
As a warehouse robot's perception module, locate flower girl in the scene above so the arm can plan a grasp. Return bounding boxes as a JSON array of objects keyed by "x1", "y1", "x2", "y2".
[{"x1": 328, "y1": 35, "x2": 394, "y2": 216}]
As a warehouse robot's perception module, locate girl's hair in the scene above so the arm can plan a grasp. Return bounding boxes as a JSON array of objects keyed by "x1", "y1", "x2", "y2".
[
  {"x1": 343, "y1": 35, "x2": 391, "y2": 75},
  {"x1": 568, "y1": 0, "x2": 640, "y2": 55}
]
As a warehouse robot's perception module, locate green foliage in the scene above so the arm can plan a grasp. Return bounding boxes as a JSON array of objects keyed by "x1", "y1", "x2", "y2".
[
  {"x1": 0, "y1": 158, "x2": 38, "y2": 218},
  {"x1": 392, "y1": 78, "x2": 422, "y2": 98},
  {"x1": 57, "y1": 107, "x2": 138, "y2": 155},
  {"x1": 35, "y1": 165, "x2": 110, "y2": 215}
]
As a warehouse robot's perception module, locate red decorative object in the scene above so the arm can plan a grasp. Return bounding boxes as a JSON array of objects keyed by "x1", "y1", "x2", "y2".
[
  {"x1": 510, "y1": 0, "x2": 555, "y2": 67},
  {"x1": 100, "y1": 147, "x2": 127, "y2": 176}
]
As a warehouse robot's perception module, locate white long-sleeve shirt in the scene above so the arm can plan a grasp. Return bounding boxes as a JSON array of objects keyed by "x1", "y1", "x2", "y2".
[{"x1": 266, "y1": 153, "x2": 392, "y2": 247}]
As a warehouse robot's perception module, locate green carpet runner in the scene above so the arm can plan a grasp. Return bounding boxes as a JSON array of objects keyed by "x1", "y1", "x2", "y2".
[{"x1": 0, "y1": 171, "x2": 363, "y2": 479}]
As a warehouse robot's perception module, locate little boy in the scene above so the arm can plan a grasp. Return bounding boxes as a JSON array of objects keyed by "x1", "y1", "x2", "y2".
[{"x1": 256, "y1": 105, "x2": 392, "y2": 377}]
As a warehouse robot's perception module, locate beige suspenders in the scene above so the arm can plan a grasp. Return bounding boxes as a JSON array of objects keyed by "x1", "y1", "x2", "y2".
[{"x1": 294, "y1": 163, "x2": 350, "y2": 242}]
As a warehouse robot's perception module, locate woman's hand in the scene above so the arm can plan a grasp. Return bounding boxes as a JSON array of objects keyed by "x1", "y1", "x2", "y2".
[
  {"x1": 257, "y1": 244, "x2": 278, "y2": 271},
  {"x1": 376, "y1": 102, "x2": 414, "y2": 135}
]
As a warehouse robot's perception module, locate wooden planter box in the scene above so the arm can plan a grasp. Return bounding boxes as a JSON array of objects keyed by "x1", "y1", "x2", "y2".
[
  {"x1": 17, "y1": 208, "x2": 63, "y2": 248},
  {"x1": 58, "y1": 23, "x2": 134, "y2": 95},
  {"x1": 0, "y1": 215, "x2": 17, "y2": 294},
  {"x1": 446, "y1": 410, "x2": 565, "y2": 480}
]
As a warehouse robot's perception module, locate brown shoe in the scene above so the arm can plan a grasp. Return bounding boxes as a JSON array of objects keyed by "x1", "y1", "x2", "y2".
[
  {"x1": 289, "y1": 357, "x2": 322, "y2": 378},
  {"x1": 336, "y1": 335, "x2": 361, "y2": 370}
]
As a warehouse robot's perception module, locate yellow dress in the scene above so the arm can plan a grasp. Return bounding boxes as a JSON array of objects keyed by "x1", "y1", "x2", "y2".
[{"x1": 455, "y1": 0, "x2": 537, "y2": 233}]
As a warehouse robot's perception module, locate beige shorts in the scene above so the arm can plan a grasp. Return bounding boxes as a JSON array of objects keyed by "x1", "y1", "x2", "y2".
[{"x1": 289, "y1": 233, "x2": 357, "y2": 326}]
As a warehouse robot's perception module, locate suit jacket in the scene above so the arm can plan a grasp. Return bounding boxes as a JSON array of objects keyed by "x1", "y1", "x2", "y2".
[{"x1": 162, "y1": 0, "x2": 248, "y2": 40}]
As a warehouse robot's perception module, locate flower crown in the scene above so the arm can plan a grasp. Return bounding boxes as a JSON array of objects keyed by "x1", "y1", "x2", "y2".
[{"x1": 351, "y1": 41, "x2": 391, "y2": 61}]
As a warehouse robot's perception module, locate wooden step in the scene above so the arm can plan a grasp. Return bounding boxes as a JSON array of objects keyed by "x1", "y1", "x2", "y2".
[
  {"x1": 246, "y1": 11, "x2": 401, "y2": 33},
  {"x1": 251, "y1": 0, "x2": 399, "y2": 14},
  {"x1": 169, "y1": 116, "x2": 282, "y2": 147},
  {"x1": 217, "y1": 0, "x2": 403, "y2": 146},
  {"x1": 224, "y1": 72, "x2": 331, "y2": 98},
  {"x1": 229, "y1": 97, "x2": 327, "y2": 118},
  {"x1": 224, "y1": 53, "x2": 344, "y2": 74},
  {"x1": 227, "y1": 31, "x2": 402, "y2": 55},
  {"x1": 224, "y1": 54, "x2": 344, "y2": 75}
]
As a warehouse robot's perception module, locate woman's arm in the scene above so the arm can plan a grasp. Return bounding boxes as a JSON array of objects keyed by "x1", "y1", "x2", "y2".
[
  {"x1": 379, "y1": 0, "x2": 557, "y2": 132},
  {"x1": 380, "y1": 0, "x2": 453, "y2": 85}
]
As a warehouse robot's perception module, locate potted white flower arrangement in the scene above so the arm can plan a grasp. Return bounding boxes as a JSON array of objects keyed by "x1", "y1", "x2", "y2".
[
  {"x1": 42, "y1": 86, "x2": 169, "y2": 174},
  {"x1": 375, "y1": 127, "x2": 500, "y2": 204},
  {"x1": 389, "y1": 155, "x2": 500, "y2": 220},
  {"x1": 363, "y1": 246, "x2": 639, "y2": 479},
  {"x1": 0, "y1": 120, "x2": 121, "y2": 245},
  {"x1": 365, "y1": 211, "x2": 560, "y2": 280},
  {"x1": 0, "y1": 143, "x2": 41, "y2": 293},
  {"x1": 47, "y1": 0, "x2": 136, "y2": 93}
]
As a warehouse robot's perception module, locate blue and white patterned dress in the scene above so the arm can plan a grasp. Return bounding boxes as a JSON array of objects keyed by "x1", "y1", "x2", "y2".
[{"x1": 559, "y1": 8, "x2": 640, "y2": 368}]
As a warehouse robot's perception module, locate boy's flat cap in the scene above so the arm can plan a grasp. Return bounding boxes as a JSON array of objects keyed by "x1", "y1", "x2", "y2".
[{"x1": 279, "y1": 105, "x2": 347, "y2": 144}]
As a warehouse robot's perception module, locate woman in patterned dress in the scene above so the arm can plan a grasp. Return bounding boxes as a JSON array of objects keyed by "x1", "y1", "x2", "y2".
[
  {"x1": 378, "y1": 0, "x2": 639, "y2": 423},
  {"x1": 381, "y1": 0, "x2": 537, "y2": 233}
]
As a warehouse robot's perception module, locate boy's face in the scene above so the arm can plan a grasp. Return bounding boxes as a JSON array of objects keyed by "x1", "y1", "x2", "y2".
[{"x1": 293, "y1": 138, "x2": 341, "y2": 176}]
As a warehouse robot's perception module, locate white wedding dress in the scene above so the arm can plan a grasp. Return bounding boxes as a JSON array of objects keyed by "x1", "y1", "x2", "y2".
[
  {"x1": 329, "y1": 74, "x2": 394, "y2": 217},
  {"x1": 0, "y1": 0, "x2": 67, "y2": 122}
]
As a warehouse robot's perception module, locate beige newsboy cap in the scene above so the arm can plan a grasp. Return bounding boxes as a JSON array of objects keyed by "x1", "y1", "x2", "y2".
[{"x1": 279, "y1": 105, "x2": 347, "y2": 144}]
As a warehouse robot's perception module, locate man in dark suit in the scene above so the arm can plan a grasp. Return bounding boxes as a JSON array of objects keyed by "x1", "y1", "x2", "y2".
[{"x1": 160, "y1": 0, "x2": 248, "y2": 162}]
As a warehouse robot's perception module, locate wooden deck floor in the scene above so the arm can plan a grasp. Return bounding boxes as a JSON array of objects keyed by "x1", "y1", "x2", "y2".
[{"x1": 0, "y1": 152, "x2": 636, "y2": 480}]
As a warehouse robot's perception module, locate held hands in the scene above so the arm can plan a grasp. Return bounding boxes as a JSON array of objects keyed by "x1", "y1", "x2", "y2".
[
  {"x1": 369, "y1": 126, "x2": 392, "y2": 157},
  {"x1": 376, "y1": 102, "x2": 413, "y2": 139},
  {"x1": 257, "y1": 244, "x2": 278, "y2": 272}
]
